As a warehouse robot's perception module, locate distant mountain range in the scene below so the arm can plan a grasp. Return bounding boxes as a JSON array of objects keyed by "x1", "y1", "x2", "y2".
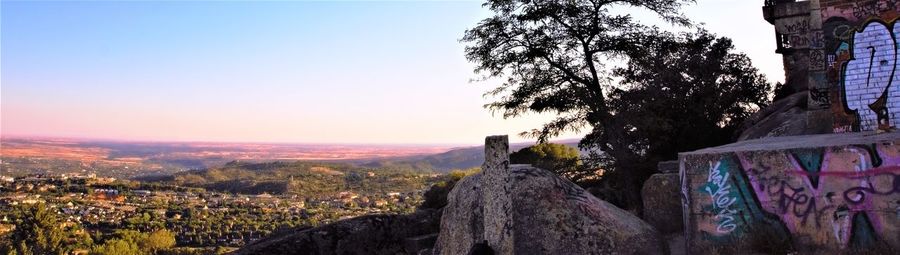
[
  {"x1": 0, "y1": 137, "x2": 583, "y2": 178},
  {"x1": 357, "y1": 139, "x2": 582, "y2": 173}
]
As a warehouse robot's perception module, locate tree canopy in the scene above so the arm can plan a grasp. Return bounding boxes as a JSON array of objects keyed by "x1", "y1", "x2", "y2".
[
  {"x1": 509, "y1": 143, "x2": 588, "y2": 181},
  {"x1": 2, "y1": 203, "x2": 70, "y2": 255},
  {"x1": 463, "y1": 0, "x2": 770, "y2": 210}
]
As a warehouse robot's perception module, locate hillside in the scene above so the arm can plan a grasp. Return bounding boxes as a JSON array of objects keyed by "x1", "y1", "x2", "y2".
[
  {"x1": 152, "y1": 161, "x2": 435, "y2": 197},
  {"x1": 359, "y1": 139, "x2": 582, "y2": 173}
]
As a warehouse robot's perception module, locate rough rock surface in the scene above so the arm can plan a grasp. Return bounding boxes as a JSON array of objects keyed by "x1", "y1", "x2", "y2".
[
  {"x1": 641, "y1": 173, "x2": 683, "y2": 234},
  {"x1": 735, "y1": 91, "x2": 831, "y2": 141},
  {"x1": 232, "y1": 209, "x2": 441, "y2": 255},
  {"x1": 434, "y1": 166, "x2": 666, "y2": 255},
  {"x1": 432, "y1": 173, "x2": 484, "y2": 255}
]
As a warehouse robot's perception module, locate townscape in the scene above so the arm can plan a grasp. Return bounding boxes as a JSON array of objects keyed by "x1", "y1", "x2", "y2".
[{"x1": 0, "y1": 170, "x2": 432, "y2": 253}]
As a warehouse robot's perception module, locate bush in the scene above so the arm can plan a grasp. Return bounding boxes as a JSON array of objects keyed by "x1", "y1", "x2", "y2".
[{"x1": 419, "y1": 168, "x2": 480, "y2": 209}]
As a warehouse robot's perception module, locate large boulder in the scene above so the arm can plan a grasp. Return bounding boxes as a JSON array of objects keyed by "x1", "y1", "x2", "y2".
[
  {"x1": 434, "y1": 166, "x2": 666, "y2": 254},
  {"x1": 233, "y1": 209, "x2": 441, "y2": 255},
  {"x1": 735, "y1": 91, "x2": 831, "y2": 141},
  {"x1": 432, "y1": 173, "x2": 484, "y2": 254},
  {"x1": 641, "y1": 173, "x2": 683, "y2": 234}
]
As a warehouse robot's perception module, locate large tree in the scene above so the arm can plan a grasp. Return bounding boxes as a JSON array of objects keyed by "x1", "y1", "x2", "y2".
[
  {"x1": 462, "y1": 0, "x2": 770, "y2": 210},
  {"x1": 2, "y1": 204, "x2": 69, "y2": 255}
]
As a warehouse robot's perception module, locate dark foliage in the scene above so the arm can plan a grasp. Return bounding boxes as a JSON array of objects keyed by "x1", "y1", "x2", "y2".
[
  {"x1": 462, "y1": 0, "x2": 770, "y2": 210},
  {"x1": 509, "y1": 143, "x2": 592, "y2": 183}
]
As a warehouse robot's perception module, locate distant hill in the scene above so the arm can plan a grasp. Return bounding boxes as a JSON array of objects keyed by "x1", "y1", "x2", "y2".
[
  {"x1": 148, "y1": 161, "x2": 432, "y2": 196},
  {"x1": 359, "y1": 139, "x2": 582, "y2": 173}
]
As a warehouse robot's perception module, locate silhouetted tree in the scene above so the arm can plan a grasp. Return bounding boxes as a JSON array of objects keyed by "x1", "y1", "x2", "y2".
[{"x1": 462, "y1": 0, "x2": 770, "y2": 211}]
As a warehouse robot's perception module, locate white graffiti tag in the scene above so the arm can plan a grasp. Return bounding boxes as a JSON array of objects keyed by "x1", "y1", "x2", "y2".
[
  {"x1": 844, "y1": 22, "x2": 900, "y2": 130},
  {"x1": 704, "y1": 161, "x2": 739, "y2": 233}
]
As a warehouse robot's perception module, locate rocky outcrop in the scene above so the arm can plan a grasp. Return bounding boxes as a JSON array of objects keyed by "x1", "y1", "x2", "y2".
[
  {"x1": 735, "y1": 91, "x2": 831, "y2": 141},
  {"x1": 641, "y1": 173, "x2": 683, "y2": 234},
  {"x1": 435, "y1": 135, "x2": 666, "y2": 255},
  {"x1": 432, "y1": 174, "x2": 484, "y2": 255},
  {"x1": 232, "y1": 209, "x2": 441, "y2": 255}
]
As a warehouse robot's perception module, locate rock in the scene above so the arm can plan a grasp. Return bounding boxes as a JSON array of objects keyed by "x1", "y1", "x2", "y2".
[
  {"x1": 404, "y1": 233, "x2": 438, "y2": 255},
  {"x1": 233, "y1": 209, "x2": 442, "y2": 255},
  {"x1": 735, "y1": 91, "x2": 831, "y2": 141},
  {"x1": 482, "y1": 135, "x2": 514, "y2": 254},
  {"x1": 434, "y1": 166, "x2": 667, "y2": 255},
  {"x1": 432, "y1": 173, "x2": 484, "y2": 255},
  {"x1": 641, "y1": 173, "x2": 683, "y2": 234},
  {"x1": 658, "y1": 160, "x2": 679, "y2": 174},
  {"x1": 507, "y1": 165, "x2": 666, "y2": 254}
]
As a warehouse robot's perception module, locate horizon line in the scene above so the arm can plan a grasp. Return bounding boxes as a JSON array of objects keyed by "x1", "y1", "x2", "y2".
[{"x1": 0, "y1": 133, "x2": 580, "y2": 148}]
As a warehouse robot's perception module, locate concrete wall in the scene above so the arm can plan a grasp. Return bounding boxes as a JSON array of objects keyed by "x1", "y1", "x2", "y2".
[{"x1": 680, "y1": 132, "x2": 900, "y2": 253}]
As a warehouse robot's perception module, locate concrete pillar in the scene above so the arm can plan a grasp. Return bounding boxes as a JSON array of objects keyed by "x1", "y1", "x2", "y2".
[{"x1": 482, "y1": 135, "x2": 513, "y2": 254}]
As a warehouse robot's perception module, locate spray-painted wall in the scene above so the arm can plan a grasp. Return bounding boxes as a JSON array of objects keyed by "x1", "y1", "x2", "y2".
[
  {"x1": 680, "y1": 133, "x2": 900, "y2": 252},
  {"x1": 765, "y1": 0, "x2": 900, "y2": 132},
  {"x1": 821, "y1": 0, "x2": 900, "y2": 132}
]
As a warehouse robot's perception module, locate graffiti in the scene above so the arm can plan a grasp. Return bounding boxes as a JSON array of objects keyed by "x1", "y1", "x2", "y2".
[
  {"x1": 790, "y1": 34, "x2": 810, "y2": 48},
  {"x1": 688, "y1": 143, "x2": 900, "y2": 250},
  {"x1": 781, "y1": 19, "x2": 810, "y2": 34},
  {"x1": 853, "y1": 3, "x2": 881, "y2": 19},
  {"x1": 511, "y1": 166, "x2": 604, "y2": 220},
  {"x1": 811, "y1": 31, "x2": 825, "y2": 49},
  {"x1": 810, "y1": 49, "x2": 826, "y2": 71},
  {"x1": 702, "y1": 161, "x2": 739, "y2": 233},
  {"x1": 811, "y1": 88, "x2": 831, "y2": 107},
  {"x1": 841, "y1": 21, "x2": 900, "y2": 130}
]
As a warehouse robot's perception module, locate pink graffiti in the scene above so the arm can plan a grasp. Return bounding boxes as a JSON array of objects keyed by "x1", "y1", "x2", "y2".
[{"x1": 737, "y1": 144, "x2": 900, "y2": 248}]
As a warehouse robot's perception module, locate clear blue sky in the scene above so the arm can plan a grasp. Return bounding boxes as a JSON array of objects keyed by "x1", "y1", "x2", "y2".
[{"x1": 1, "y1": 0, "x2": 781, "y2": 145}]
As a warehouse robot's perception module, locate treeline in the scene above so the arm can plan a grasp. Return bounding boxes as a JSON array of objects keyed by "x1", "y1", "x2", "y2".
[
  {"x1": 154, "y1": 161, "x2": 432, "y2": 197},
  {"x1": 0, "y1": 203, "x2": 223, "y2": 255}
]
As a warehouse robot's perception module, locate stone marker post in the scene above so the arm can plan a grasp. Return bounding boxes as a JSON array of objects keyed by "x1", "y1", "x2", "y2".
[{"x1": 482, "y1": 135, "x2": 513, "y2": 254}]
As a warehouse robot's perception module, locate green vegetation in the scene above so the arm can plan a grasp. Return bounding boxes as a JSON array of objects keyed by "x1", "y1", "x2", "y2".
[
  {"x1": 420, "y1": 168, "x2": 480, "y2": 209},
  {"x1": 509, "y1": 144, "x2": 587, "y2": 182},
  {"x1": 462, "y1": 0, "x2": 771, "y2": 211},
  {"x1": 89, "y1": 229, "x2": 175, "y2": 255},
  {"x1": 167, "y1": 161, "x2": 428, "y2": 197},
  {"x1": 0, "y1": 161, "x2": 441, "y2": 252},
  {"x1": 1, "y1": 203, "x2": 92, "y2": 255}
]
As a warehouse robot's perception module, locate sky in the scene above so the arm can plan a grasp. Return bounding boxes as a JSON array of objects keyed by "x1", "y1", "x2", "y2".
[{"x1": 1, "y1": 0, "x2": 781, "y2": 145}]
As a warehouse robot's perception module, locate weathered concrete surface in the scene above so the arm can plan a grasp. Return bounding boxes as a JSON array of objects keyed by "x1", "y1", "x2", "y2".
[
  {"x1": 232, "y1": 209, "x2": 441, "y2": 255},
  {"x1": 680, "y1": 132, "x2": 900, "y2": 253},
  {"x1": 642, "y1": 173, "x2": 683, "y2": 234},
  {"x1": 436, "y1": 136, "x2": 665, "y2": 255}
]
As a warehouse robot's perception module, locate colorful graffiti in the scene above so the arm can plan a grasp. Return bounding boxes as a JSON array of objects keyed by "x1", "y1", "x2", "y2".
[
  {"x1": 839, "y1": 21, "x2": 900, "y2": 131},
  {"x1": 821, "y1": 1, "x2": 900, "y2": 132},
  {"x1": 685, "y1": 142, "x2": 900, "y2": 251}
]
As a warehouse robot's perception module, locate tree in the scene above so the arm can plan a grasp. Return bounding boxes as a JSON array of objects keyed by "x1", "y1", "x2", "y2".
[
  {"x1": 2, "y1": 203, "x2": 69, "y2": 255},
  {"x1": 592, "y1": 29, "x2": 771, "y2": 207},
  {"x1": 90, "y1": 239, "x2": 140, "y2": 255},
  {"x1": 142, "y1": 229, "x2": 176, "y2": 254},
  {"x1": 510, "y1": 143, "x2": 587, "y2": 181},
  {"x1": 462, "y1": 0, "x2": 770, "y2": 210}
]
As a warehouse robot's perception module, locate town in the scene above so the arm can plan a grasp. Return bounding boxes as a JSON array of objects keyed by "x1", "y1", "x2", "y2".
[{"x1": 0, "y1": 172, "x2": 431, "y2": 252}]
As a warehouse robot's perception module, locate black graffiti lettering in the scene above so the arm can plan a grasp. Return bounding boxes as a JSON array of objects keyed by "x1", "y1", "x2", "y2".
[{"x1": 842, "y1": 173, "x2": 900, "y2": 205}]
